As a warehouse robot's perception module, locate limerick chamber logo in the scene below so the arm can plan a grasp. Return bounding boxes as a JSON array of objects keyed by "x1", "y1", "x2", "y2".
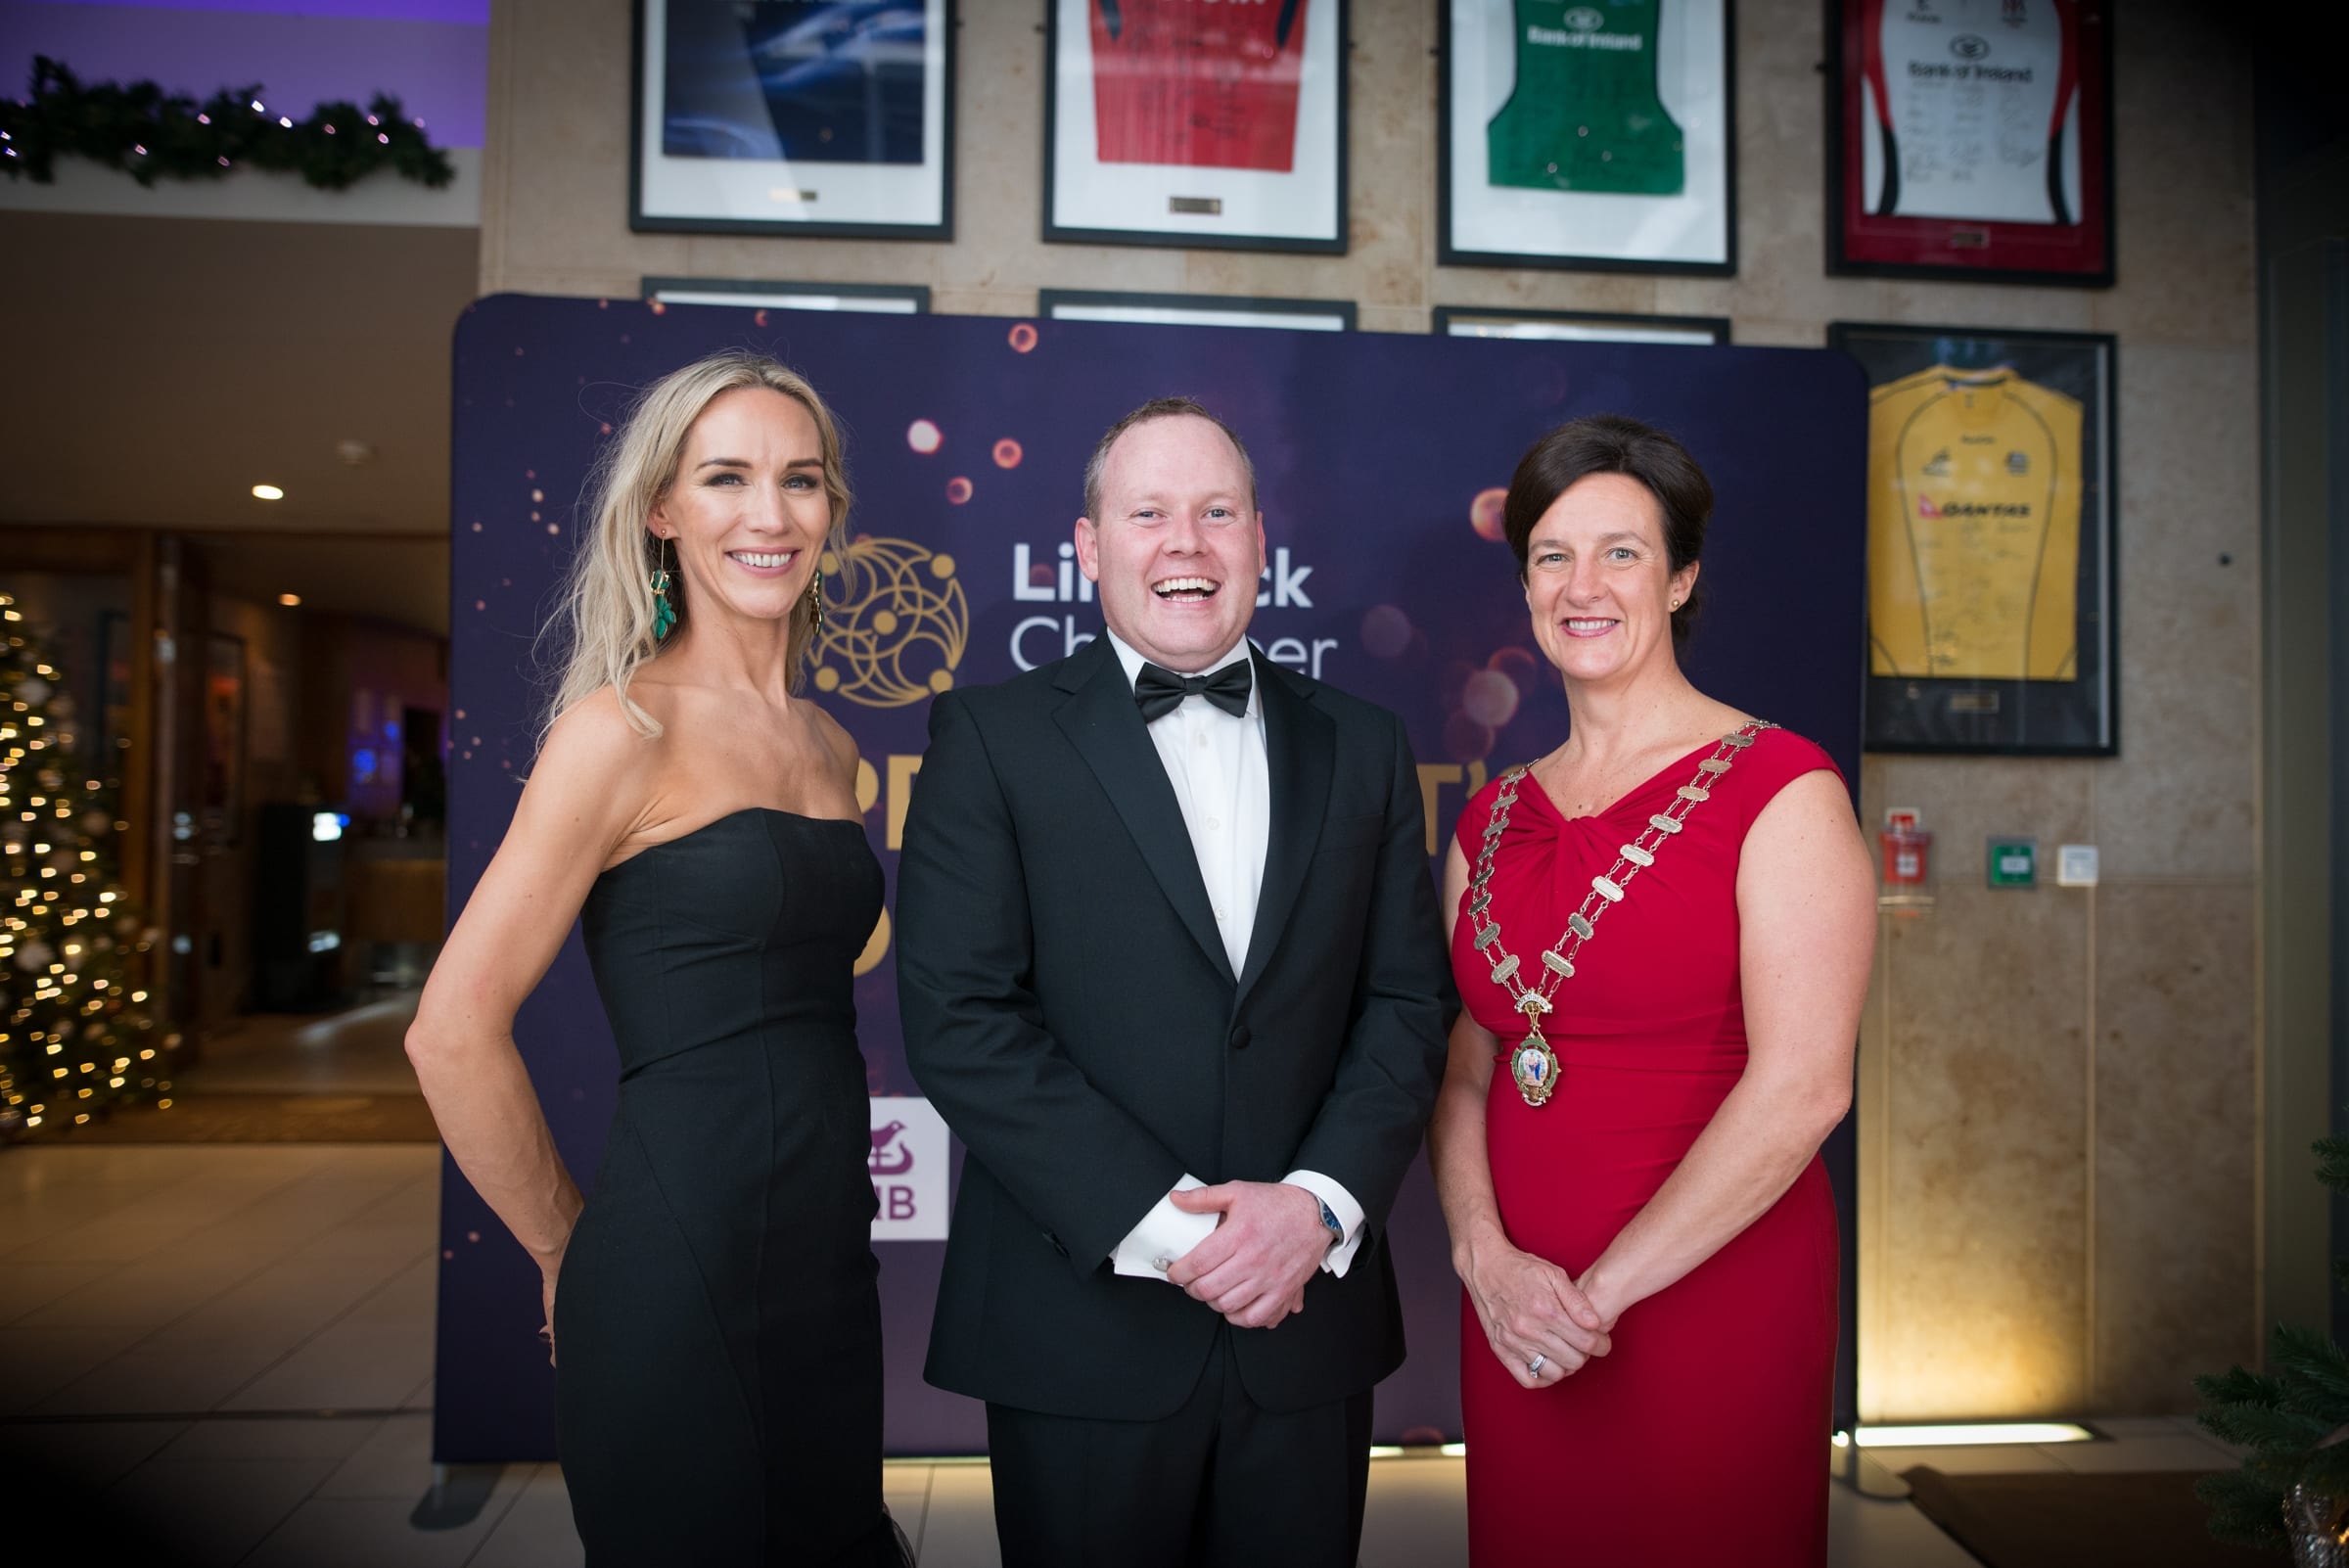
[{"x1": 812, "y1": 537, "x2": 970, "y2": 709}]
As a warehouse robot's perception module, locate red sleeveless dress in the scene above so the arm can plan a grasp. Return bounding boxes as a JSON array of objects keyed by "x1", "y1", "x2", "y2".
[{"x1": 1451, "y1": 726, "x2": 1842, "y2": 1567}]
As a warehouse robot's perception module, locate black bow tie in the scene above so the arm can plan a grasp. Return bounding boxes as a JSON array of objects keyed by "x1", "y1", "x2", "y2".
[{"x1": 1134, "y1": 659, "x2": 1253, "y2": 722}]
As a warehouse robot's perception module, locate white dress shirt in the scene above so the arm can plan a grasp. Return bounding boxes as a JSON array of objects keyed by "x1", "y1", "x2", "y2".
[{"x1": 1101, "y1": 629, "x2": 1366, "y2": 1282}]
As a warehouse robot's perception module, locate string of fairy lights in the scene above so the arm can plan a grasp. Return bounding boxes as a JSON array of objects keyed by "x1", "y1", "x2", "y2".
[{"x1": 0, "y1": 591, "x2": 172, "y2": 1136}]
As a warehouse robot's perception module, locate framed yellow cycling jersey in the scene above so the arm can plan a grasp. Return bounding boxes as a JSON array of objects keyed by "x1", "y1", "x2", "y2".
[
  {"x1": 1440, "y1": 0, "x2": 1735, "y2": 273},
  {"x1": 1834, "y1": 320, "x2": 2117, "y2": 755}
]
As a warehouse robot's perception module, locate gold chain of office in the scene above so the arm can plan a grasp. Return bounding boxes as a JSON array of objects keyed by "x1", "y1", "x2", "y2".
[{"x1": 1469, "y1": 719, "x2": 1776, "y2": 1108}]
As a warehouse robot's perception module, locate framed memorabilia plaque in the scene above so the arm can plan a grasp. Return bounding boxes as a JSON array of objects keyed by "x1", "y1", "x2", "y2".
[
  {"x1": 1826, "y1": 0, "x2": 2113, "y2": 285},
  {"x1": 643, "y1": 277, "x2": 932, "y2": 314},
  {"x1": 1043, "y1": 0, "x2": 1348, "y2": 253},
  {"x1": 1433, "y1": 305, "x2": 1729, "y2": 345},
  {"x1": 1040, "y1": 289, "x2": 1355, "y2": 331},
  {"x1": 630, "y1": 0, "x2": 954, "y2": 240},
  {"x1": 1831, "y1": 321, "x2": 2117, "y2": 756},
  {"x1": 1439, "y1": 0, "x2": 1736, "y2": 274}
]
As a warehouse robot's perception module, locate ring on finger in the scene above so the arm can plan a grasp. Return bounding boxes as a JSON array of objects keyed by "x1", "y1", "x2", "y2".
[{"x1": 1527, "y1": 1354, "x2": 1547, "y2": 1376}]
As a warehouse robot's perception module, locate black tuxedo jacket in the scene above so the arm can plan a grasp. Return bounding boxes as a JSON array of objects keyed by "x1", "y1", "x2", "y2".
[{"x1": 896, "y1": 635, "x2": 1453, "y2": 1420}]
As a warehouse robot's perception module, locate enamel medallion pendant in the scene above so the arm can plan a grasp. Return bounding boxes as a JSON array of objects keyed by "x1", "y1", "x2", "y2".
[{"x1": 1511, "y1": 1031, "x2": 1559, "y2": 1108}]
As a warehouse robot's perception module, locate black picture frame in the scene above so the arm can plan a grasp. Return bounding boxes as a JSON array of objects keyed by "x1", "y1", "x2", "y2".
[
  {"x1": 1438, "y1": 0, "x2": 1737, "y2": 275},
  {"x1": 1431, "y1": 305, "x2": 1731, "y2": 345},
  {"x1": 1823, "y1": 0, "x2": 2115, "y2": 287},
  {"x1": 1042, "y1": 0, "x2": 1349, "y2": 254},
  {"x1": 202, "y1": 631, "x2": 247, "y2": 845},
  {"x1": 1831, "y1": 320, "x2": 2118, "y2": 757},
  {"x1": 642, "y1": 277, "x2": 933, "y2": 314},
  {"x1": 629, "y1": 0, "x2": 955, "y2": 241},
  {"x1": 1039, "y1": 290, "x2": 1357, "y2": 331}
]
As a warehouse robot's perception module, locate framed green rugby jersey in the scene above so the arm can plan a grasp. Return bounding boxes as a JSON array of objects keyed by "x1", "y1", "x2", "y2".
[
  {"x1": 1441, "y1": 0, "x2": 1735, "y2": 273},
  {"x1": 1486, "y1": 1, "x2": 1684, "y2": 197}
]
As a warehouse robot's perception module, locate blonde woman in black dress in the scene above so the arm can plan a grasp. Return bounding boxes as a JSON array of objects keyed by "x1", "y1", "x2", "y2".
[{"x1": 407, "y1": 351, "x2": 907, "y2": 1564}]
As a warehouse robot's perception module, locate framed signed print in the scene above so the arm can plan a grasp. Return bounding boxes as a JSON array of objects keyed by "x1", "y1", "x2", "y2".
[
  {"x1": 631, "y1": 0, "x2": 954, "y2": 239},
  {"x1": 1827, "y1": 0, "x2": 2113, "y2": 285},
  {"x1": 1432, "y1": 305, "x2": 1729, "y2": 345},
  {"x1": 1440, "y1": 0, "x2": 1736, "y2": 274},
  {"x1": 1043, "y1": 0, "x2": 1348, "y2": 253},
  {"x1": 1041, "y1": 290, "x2": 1355, "y2": 331},
  {"x1": 1832, "y1": 321, "x2": 2117, "y2": 756}
]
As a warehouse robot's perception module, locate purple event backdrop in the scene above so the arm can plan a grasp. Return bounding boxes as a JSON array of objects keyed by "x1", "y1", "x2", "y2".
[{"x1": 438, "y1": 294, "x2": 1866, "y2": 1461}]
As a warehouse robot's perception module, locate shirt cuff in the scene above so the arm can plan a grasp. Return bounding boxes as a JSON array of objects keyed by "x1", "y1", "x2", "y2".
[
  {"x1": 1282, "y1": 1170, "x2": 1366, "y2": 1277},
  {"x1": 1110, "y1": 1173, "x2": 1217, "y2": 1281}
]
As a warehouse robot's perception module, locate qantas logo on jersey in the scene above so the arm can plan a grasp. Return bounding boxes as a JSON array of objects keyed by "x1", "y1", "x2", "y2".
[{"x1": 1917, "y1": 493, "x2": 2031, "y2": 519}]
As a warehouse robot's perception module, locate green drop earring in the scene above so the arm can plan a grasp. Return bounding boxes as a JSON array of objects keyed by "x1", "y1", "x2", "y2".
[{"x1": 650, "y1": 542, "x2": 677, "y2": 642}]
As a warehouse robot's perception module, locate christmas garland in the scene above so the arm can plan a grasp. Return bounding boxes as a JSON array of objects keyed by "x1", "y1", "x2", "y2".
[{"x1": 0, "y1": 56, "x2": 454, "y2": 192}]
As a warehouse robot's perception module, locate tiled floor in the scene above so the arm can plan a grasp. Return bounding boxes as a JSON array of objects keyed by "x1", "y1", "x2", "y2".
[{"x1": 0, "y1": 1140, "x2": 2245, "y2": 1565}]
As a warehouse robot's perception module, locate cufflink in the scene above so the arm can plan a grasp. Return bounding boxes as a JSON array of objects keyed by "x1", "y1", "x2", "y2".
[{"x1": 1152, "y1": 1256, "x2": 1174, "y2": 1272}]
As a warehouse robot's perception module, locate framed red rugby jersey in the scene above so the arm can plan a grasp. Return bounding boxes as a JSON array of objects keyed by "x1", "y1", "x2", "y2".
[
  {"x1": 1089, "y1": 0, "x2": 1309, "y2": 172},
  {"x1": 1827, "y1": 0, "x2": 2113, "y2": 285},
  {"x1": 1045, "y1": 0, "x2": 1347, "y2": 252}
]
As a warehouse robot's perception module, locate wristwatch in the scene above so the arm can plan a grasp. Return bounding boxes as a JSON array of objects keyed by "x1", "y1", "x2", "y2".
[{"x1": 1316, "y1": 1198, "x2": 1344, "y2": 1250}]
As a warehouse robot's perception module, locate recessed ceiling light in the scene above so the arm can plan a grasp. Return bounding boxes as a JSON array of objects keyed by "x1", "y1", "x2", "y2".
[
  {"x1": 277, "y1": 593, "x2": 302, "y2": 607},
  {"x1": 252, "y1": 484, "x2": 284, "y2": 501}
]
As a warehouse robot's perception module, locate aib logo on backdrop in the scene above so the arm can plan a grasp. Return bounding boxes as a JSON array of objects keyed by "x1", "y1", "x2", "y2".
[
  {"x1": 869, "y1": 1119, "x2": 914, "y2": 1176},
  {"x1": 868, "y1": 1096, "x2": 950, "y2": 1241},
  {"x1": 812, "y1": 537, "x2": 970, "y2": 708}
]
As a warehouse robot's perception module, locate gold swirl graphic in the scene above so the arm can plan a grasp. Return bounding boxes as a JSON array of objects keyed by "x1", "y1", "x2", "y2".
[{"x1": 812, "y1": 536, "x2": 969, "y2": 708}]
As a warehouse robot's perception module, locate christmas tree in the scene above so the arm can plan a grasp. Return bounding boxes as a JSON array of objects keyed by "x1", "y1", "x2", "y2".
[{"x1": 0, "y1": 589, "x2": 171, "y2": 1137}]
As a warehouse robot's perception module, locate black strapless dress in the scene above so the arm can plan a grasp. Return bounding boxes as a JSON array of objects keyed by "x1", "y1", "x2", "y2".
[{"x1": 555, "y1": 808, "x2": 903, "y2": 1565}]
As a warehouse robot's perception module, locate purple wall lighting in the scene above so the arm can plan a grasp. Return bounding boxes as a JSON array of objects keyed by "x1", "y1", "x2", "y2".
[{"x1": 4, "y1": 1, "x2": 489, "y2": 148}]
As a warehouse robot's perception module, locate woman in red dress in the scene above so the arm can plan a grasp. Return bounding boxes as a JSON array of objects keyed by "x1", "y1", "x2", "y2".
[{"x1": 1429, "y1": 416, "x2": 1875, "y2": 1566}]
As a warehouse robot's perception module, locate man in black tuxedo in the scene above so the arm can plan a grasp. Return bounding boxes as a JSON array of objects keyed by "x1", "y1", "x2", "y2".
[{"x1": 896, "y1": 397, "x2": 1452, "y2": 1566}]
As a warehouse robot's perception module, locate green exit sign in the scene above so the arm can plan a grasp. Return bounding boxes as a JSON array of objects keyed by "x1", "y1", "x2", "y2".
[{"x1": 1988, "y1": 837, "x2": 2038, "y2": 889}]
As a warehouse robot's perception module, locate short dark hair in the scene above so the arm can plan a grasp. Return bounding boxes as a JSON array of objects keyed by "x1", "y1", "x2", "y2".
[
  {"x1": 1501, "y1": 414, "x2": 1713, "y2": 646},
  {"x1": 1082, "y1": 395, "x2": 1259, "y2": 520}
]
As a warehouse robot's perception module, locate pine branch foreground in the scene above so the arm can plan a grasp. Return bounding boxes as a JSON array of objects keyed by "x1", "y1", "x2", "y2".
[
  {"x1": 2193, "y1": 1127, "x2": 2349, "y2": 1553},
  {"x1": 0, "y1": 56, "x2": 454, "y2": 192}
]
